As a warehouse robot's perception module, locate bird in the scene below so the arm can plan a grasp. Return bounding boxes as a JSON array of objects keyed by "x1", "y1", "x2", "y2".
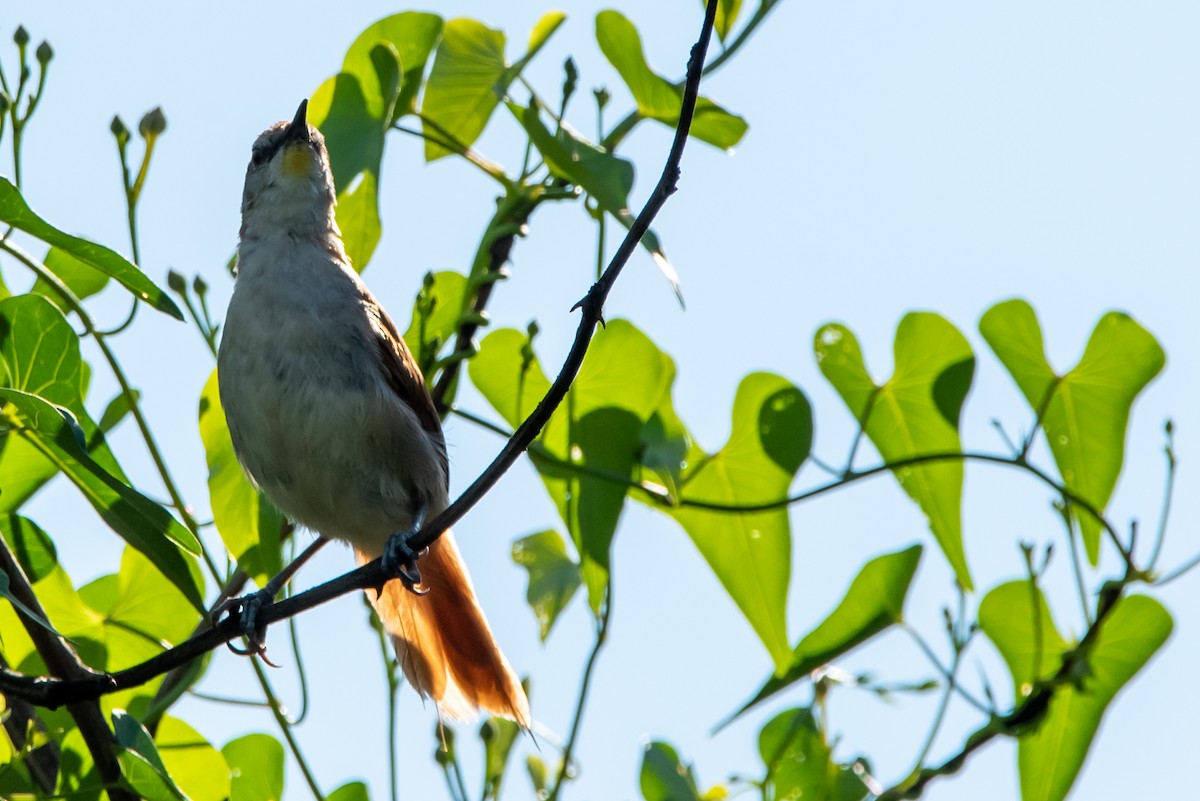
[{"x1": 216, "y1": 99, "x2": 530, "y2": 726}]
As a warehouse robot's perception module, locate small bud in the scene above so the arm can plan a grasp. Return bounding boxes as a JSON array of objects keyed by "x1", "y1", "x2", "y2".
[
  {"x1": 110, "y1": 115, "x2": 130, "y2": 147},
  {"x1": 138, "y1": 106, "x2": 167, "y2": 138},
  {"x1": 0, "y1": 92, "x2": 10, "y2": 115},
  {"x1": 192, "y1": 275, "x2": 208, "y2": 297},
  {"x1": 594, "y1": 87, "x2": 611, "y2": 111},
  {"x1": 167, "y1": 269, "x2": 187, "y2": 294},
  {"x1": 35, "y1": 40, "x2": 52, "y2": 65},
  {"x1": 13, "y1": 26, "x2": 29, "y2": 47}
]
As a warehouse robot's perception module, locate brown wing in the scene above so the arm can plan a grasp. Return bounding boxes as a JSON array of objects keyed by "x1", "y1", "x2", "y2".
[{"x1": 369, "y1": 297, "x2": 449, "y2": 490}]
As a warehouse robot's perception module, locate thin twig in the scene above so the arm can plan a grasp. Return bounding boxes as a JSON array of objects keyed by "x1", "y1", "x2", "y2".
[{"x1": 547, "y1": 580, "x2": 614, "y2": 801}]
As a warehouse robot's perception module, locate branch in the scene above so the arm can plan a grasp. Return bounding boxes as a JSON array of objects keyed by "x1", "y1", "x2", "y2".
[
  {"x1": 0, "y1": 0, "x2": 721, "y2": 709},
  {"x1": 877, "y1": 581, "x2": 1126, "y2": 800},
  {"x1": 0, "y1": 538, "x2": 136, "y2": 800}
]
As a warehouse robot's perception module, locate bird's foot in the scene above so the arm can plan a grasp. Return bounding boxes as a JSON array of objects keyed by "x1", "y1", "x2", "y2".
[
  {"x1": 212, "y1": 589, "x2": 281, "y2": 666},
  {"x1": 381, "y1": 503, "x2": 431, "y2": 595},
  {"x1": 382, "y1": 531, "x2": 431, "y2": 595}
]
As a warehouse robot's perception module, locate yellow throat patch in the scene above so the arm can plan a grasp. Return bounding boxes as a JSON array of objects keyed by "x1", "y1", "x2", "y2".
[{"x1": 281, "y1": 144, "x2": 312, "y2": 178}]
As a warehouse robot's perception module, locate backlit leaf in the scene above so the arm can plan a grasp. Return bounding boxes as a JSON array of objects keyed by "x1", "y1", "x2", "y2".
[
  {"x1": 980, "y1": 300, "x2": 1164, "y2": 562},
  {"x1": 341, "y1": 12, "x2": 444, "y2": 120},
  {"x1": 0, "y1": 294, "x2": 128, "y2": 511},
  {"x1": 471, "y1": 321, "x2": 673, "y2": 614},
  {"x1": 31, "y1": 246, "x2": 111, "y2": 308},
  {"x1": 727, "y1": 545, "x2": 923, "y2": 723},
  {"x1": 815, "y1": 314, "x2": 974, "y2": 589},
  {"x1": 335, "y1": 171, "x2": 381, "y2": 272},
  {"x1": 511, "y1": 529, "x2": 581, "y2": 641},
  {"x1": 758, "y1": 708, "x2": 869, "y2": 801},
  {"x1": 595, "y1": 10, "x2": 748, "y2": 149},
  {"x1": 0, "y1": 178, "x2": 182, "y2": 319},
  {"x1": 421, "y1": 19, "x2": 508, "y2": 161},
  {"x1": 670, "y1": 373, "x2": 810, "y2": 672},
  {"x1": 641, "y1": 741, "x2": 702, "y2": 801},
  {"x1": 0, "y1": 389, "x2": 203, "y2": 611},
  {"x1": 979, "y1": 583, "x2": 1172, "y2": 801},
  {"x1": 508, "y1": 101, "x2": 680, "y2": 298},
  {"x1": 222, "y1": 734, "x2": 284, "y2": 801}
]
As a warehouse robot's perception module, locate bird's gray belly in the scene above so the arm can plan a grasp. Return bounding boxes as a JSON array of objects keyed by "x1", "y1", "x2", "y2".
[{"x1": 220, "y1": 330, "x2": 419, "y2": 545}]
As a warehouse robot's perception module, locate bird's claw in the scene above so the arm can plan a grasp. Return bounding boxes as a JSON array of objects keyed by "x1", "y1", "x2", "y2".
[
  {"x1": 212, "y1": 589, "x2": 281, "y2": 666},
  {"x1": 382, "y1": 532, "x2": 430, "y2": 596}
]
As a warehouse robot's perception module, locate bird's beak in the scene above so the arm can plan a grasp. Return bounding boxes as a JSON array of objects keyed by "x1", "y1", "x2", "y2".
[{"x1": 283, "y1": 99, "x2": 311, "y2": 146}]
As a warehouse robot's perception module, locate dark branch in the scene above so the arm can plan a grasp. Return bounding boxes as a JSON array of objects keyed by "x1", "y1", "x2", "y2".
[{"x1": 0, "y1": 538, "x2": 136, "y2": 800}]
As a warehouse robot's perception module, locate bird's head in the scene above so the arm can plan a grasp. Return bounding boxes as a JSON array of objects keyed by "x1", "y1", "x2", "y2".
[{"x1": 239, "y1": 99, "x2": 337, "y2": 238}]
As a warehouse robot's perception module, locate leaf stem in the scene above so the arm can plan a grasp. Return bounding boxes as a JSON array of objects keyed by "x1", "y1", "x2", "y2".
[
  {"x1": 547, "y1": 579, "x2": 613, "y2": 801},
  {"x1": 248, "y1": 656, "x2": 326, "y2": 801}
]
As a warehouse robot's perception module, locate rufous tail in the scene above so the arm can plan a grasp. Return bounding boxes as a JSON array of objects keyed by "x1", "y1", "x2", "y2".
[{"x1": 356, "y1": 531, "x2": 530, "y2": 727}]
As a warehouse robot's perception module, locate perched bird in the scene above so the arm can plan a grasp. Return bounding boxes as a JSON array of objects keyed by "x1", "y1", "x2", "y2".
[{"x1": 217, "y1": 99, "x2": 530, "y2": 726}]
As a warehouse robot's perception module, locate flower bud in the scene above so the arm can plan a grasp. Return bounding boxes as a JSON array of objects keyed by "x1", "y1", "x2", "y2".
[
  {"x1": 167, "y1": 269, "x2": 187, "y2": 294},
  {"x1": 0, "y1": 92, "x2": 10, "y2": 115},
  {"x1": 138, "y1": 106, "x2": 167, "y2": 138},
  {"x1": 192, "y1": 275, "x2": 208, "y2": 296},
  {"x1": 13, "y1": 26, "x2": 29, "y2": 47},
  {"x1": 35, "y1": 40, "x2": 52, "y2": 65},
  {"x1": 110, "y1": 115, "x2": 130, "y2": 147}
]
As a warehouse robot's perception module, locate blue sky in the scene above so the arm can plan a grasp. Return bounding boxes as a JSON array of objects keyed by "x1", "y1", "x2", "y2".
[{"x1": 6, "y1": 1, "x2": 1199, "y2": 799}]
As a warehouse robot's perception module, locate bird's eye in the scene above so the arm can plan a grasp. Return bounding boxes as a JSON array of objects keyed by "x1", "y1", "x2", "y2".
[{"x1": 250, "y1": 148, "x2": 268, "y2": 168}]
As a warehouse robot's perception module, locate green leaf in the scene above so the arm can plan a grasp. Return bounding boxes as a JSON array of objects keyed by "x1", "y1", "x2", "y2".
[
  {"x1": 341, "y1": 12, "x2": 444, "y2": 120},
  {"x1": 0, "y1": 389, "x2": 204, "y2": 611},
  {"x1": 511, "y1": 529, "x2": 582, "y2": 641},
  {"x1": 0, "y1": 513, "x2": 57, "y2": 581},
  {"x1": 669, "y1": 373, "x2": 810, "y2": 672},
  {"x1": 329, "y1": 781, "x2": 371, "y2": 801},
  {"x1": 979, "y1": 300, "x2": 1165, "y2": 562},
  {"x1": 507, "y1": 12, "x2": 568, "y2": 84},
  {"x1": 640, "y1": 741, "x2": 702, "y2": 801},
  {"x1": 222, "y1": 734, "x2": 284, "y2": 801},
  {"x1": 113, "y1": 709, "x2": 188, "y2": 801},
  {"x1": 471, "y1": 321, "x2": 675, "y2": 614},
  {"x1": 104, "y1": 547, "x2": 203, "y2": 648},
  {"x1": 199, "y1": 369, "x2": 285, "y2": 587},
  {"x1": 710, "y1": 0, "x2": 745, "y2": 42},
  {"x1": 979, "y1": 583, "x2": 1172, "y2": 801},
  {"x1": 0, "y1": 179, "x2": 182, "y2": 319},
  {"x1": 0, "y1": 569, "x2": 63, "y2": 638},
  {"x1": 56, "y1": 727, "x2": 105, "y2": 800},
  {"x1": 98, "y1": 388, "x2": 138, "y2": 433},
  {"x1": 815, "y1": 314, "x2": 975, "y2": 589},
  {"x1": 309, "y1": 68, "x2": 386, "y2": 274},
  {"x1": 595, "y1": 10, "x2": 748, "y2": 149},
  {"x1": 421, "y1": 18, "x2": 509, "y2": 161},
  {"x1": 155, "y1": 717, "x2": 230, "y2": 801},
  {"x1": 758, "y1": 708, "x2": 869, "y2": 801},
  {"x1": 401, "y1": 270, "x2": 468, "y2": 375},
  {"x1": 508, "y1": 101, "x2": 680, "y2": 299},
  {"x1": 726, "y1": 545, "x2": 923, "y2": 724},
  {"x1": 480, "y1": 714, "x2": 521, "y2": 801},
  {"x1": 309, "y1": 73, "x2": 385, "y2": 196},
  {"x1": 0, "y1": 294, "x2": 129, "y2": 511},
  {"x1": 30, "y1": 246, "x2": 111, "y2": 308},
  {"x1": 335, "y1": 170, "x2": 381, "y2": 272},
  {"x1": 118, "y1": 750, "x2": 183, "y2": 801}
]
